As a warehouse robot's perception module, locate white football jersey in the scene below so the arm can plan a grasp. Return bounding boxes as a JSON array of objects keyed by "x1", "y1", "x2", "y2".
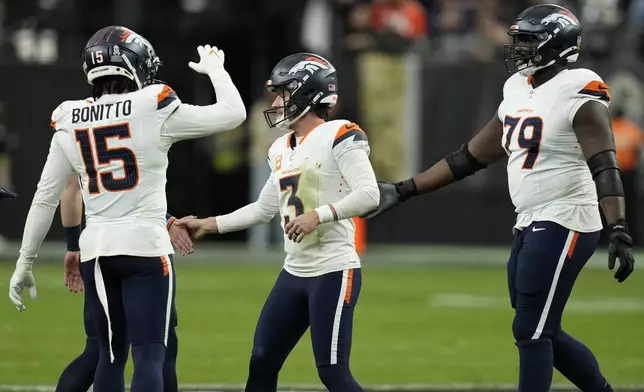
[
  {"x1": 498, "y1": 68, "x2": 610, "y2": 233},
  {"x1": 50, "y1": 85, "x2": 180, "y2": 261},
  {"x1": 17, "y1": 71, "x2": 244, "y2": 266},
  {"x1": 267, "y1": 120, "x2": 370, "y2": 276}
]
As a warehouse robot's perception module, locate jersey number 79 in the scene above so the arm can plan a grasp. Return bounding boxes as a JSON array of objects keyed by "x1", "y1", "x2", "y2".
[
  {"x1": 74, "y1": 123, "x2": 139, "y2": 194},
  {"x1": 503, "y1": 115, "x2": 543, "y2": 170}
]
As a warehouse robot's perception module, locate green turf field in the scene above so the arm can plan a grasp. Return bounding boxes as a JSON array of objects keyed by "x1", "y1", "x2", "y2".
[{"x1": 1, "y1": 260, "x2": 643, "y2": 388}]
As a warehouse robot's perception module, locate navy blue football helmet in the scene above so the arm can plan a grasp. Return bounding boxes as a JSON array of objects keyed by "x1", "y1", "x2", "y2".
[
  {"x1": 263, "y1": 53, "x2": 338, "y2": 129},
  {"x1": 503, "y1": 4, "x2": 582, "y2": 76},
  {"x1": 82, "y1": 26, "x2": 161, "y2": 89}
]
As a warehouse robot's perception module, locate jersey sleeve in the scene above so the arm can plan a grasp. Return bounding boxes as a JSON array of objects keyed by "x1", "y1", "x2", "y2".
[
  {"x1": 565, "y1": 70, "x2": 611, "y2": 125},
  {"x1": 315, "y1": 122, "x2": 379, "y2": 223},
  {"x1": 215, "y1": 171, "x2": 280, "y2": 233},
  {"x1": 331, "y1": 122, "x2": 370, "y2": 160},
  {"x1": 50, "y1": 102, "x2": 69, "y2": 132},
  {"x1": 159, "y1": 71, "x2": 246, "y2": 148},
  {"x1": 155, "y1": 84, "x2": 181, "y2": 114},
  {"x1": 315, "y1": 147, "x2": 379, "y2": 223},
  {"x1": 18, "y1": 132, "x2": 75, "y2": 265}
]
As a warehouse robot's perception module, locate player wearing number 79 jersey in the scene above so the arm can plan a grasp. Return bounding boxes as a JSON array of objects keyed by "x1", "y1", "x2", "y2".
[
  {"x1": 9, "y1": 25, "x2": 245, "y2": 392},
  {"x1": 367, "y1": 4, "x2": 634, "y2": 392}
]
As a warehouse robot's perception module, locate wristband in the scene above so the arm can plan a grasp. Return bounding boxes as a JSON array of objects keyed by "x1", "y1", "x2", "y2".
[{"x1": 63, "y1": 225, "x2": 81, "y2": 252}]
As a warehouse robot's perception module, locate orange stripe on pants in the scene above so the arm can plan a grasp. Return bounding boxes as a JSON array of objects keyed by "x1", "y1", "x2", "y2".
[
  {"x1": 344, "y1": 269, "x2": 354, "y2": 304},
  {"x1": 354, "y1": 217, "x2": 366, "y2": 255},
  {"x1": 160, "y1": 255, "x2": 169, "y2": 276},
  {"x1": 567, "y1": 232, "x2": 580, "y2": 259}
]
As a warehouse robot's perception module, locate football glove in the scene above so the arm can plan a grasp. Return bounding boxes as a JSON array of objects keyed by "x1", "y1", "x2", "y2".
[
  {"x1": 188, "y1": 45, "x2": 225, "y2": 76},
  {"x1": 9, "y1": 261, "x2": 37, "y2": 311},
  {"x1": 608, "y1": 219, "x2": 635, "y2": 283},
  {"x1": 363, "y1": 179, "x2": 417, "y2": 219}
]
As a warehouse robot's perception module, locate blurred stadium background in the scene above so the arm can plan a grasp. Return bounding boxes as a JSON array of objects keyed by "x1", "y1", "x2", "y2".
[{"x1": 1, "y1": 0, "x2": 643, "y2": 391}]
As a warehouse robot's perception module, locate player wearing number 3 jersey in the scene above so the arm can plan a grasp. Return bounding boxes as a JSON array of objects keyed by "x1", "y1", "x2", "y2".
[
  {"x1": 367, "y1": 4, "x2": 634, "y2": 392},
  {"x1": 8, "y1": 26, "x2": 245, "y2": 392},
  {"x1": 174, "y1": 53, "x2": 379, "y2": 392}
]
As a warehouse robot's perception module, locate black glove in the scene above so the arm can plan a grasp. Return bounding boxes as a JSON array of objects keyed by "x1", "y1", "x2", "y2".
[
  {"x1": 362, "y1": 179, "x2": 417, "y2": 219},
  {"x1": 608, "y1": 219, "x2": 635, "y2": 283},
  {"x1": 0, "y1": 187, "x2": 17, "y2": 199}
]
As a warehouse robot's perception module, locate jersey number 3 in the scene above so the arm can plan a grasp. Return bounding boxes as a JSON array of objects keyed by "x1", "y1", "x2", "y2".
[
  {"x1": 504, "y1": 115, "x2": 543, "y2": 170},
  {"x1": 280, "y1": 174, "x2": 304, "y2": 225},
  {"x1": 75, "y1": 123, "x2": 139, "y2": 194}
]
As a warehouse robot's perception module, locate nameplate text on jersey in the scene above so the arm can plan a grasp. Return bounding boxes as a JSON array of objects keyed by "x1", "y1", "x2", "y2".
[{"x1": 72, "y1": 100, "x2": 132, "y2": 124}]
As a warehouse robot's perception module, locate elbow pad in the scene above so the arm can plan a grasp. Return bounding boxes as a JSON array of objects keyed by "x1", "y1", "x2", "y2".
[
  {"x1": 445, "y1": 144, "x2": 487, "y2": 181},
  {"x1": 587, "y1": 150, "x2": 624, "y2": 200}
]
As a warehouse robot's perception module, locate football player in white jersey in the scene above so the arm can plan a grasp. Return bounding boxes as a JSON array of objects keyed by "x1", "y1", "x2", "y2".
[
  {"x1": 54, "y1": 175, "x2": 193, "y2": 392},
  {"x1": 367, "y1": 5, "x2": 634, "y2": 392},
  {"x1": 173, "y1": 53, "x2": 379, "y2": 392},
  {"x1": 8, "y1": 25, "x2": 246, "y2": 392}
]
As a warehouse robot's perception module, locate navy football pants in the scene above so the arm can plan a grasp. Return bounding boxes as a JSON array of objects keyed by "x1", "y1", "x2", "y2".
[
  {"x1": 508, "y1": 221, "x2": 611, "y2": 392},
  {"x1": 245, "y1": 268, "x2": 364, "y2": 392},
  {"x1": 56, "y1": 258, "x2": 178, "y2": 392},
  {"x1": 80, "y1": 255, "x2": 175, "y2": 392}
]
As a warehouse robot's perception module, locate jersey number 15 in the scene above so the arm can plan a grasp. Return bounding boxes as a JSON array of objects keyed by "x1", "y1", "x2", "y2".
[
  {"x1": 75, "y1": 123, "x2": 139, "y2": 194},
  {"x1": 503, "y1": 115, "x2": 543, "y2": 170}
]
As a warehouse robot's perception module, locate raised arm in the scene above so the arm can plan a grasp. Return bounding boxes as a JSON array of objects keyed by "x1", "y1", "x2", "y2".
[{"x1": 160, "y1": 45, "x2": 246, "y2": 146}]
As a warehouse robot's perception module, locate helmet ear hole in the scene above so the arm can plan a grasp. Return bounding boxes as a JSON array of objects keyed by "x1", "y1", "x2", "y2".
[{"x1": 287, "y1": 104, "x2": 298, "y2": 115}]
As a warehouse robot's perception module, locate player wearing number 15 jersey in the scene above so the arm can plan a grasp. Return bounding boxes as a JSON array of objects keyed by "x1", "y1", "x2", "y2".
[
  {"x1": 9, "y1": 26, "x2": 246, "y2": 392},
  {"x1": 174, "y1": 53, "x2": 379, "y2": 392},
  {"x1": 367, "y1": 4, "x2": 634, "y2": 392}
]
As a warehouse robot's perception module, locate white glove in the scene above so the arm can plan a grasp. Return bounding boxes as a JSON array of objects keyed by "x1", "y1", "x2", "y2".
[
  {"x1": 9, "y1": 261, "x2": 37, "y2": 312},
  {"x1": 188, "y1": 45, "x2": 225, "y2": 76}
]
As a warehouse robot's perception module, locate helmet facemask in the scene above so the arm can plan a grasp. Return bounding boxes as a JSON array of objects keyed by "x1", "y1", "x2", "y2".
[
  {"x1": 263, "y1": 80, "x2": 311, "y2": 129},
  {"x1": 503, "y1": 31, "x2": 553, "y2": 76},
  {"x1": 503, "y1": 29, "x2": 581, "y2": 77}
]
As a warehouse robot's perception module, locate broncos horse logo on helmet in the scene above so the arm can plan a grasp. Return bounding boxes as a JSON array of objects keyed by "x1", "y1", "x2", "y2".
[
  {"x1": 82, "y1": 26, "x2": 162, "y2": 90},
  {"x1": 503, "y1": 4, "x2": 582, "y2": 77},
  {"x1": 263, "y1": 53, "x2": 338, "y2": 129}
]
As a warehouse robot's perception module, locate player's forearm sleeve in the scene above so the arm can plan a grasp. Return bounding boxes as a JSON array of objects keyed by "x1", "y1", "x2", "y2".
[
  {"x1": 316, "y1": 148, "x2": 380, "y2": 223},
  {"x1": 19, "y1": 134, "x2": 74, "y2": 266},
  {"x1": 162, "y1": 71, "x2": 246, "y2": 143},
  {"x1": 216, "y1": 174, "x2": 279, "y2": 233}
]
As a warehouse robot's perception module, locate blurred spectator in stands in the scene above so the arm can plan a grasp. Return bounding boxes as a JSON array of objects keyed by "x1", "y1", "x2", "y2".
[
  {"x1": 612, "y1": 106, "x2": 644, "y2": 241},
  {"x1": 469, "y1": 0, "x2": 509, "y2": 62},
  {"x1": 2, "y1": 0, "x2": 76, "y2": 65},
  {"x1": 578, "y1": 0, "x2": 623, "y2": 59},
  {"x1": 429, "y1": 0, "x2": 477, "y2": 62},
  {"x1": 429, "y1": 0, "x2": 510, "y2": 63},
  {"x1": 347, "y1": 0, "x2": 428, "y2": 181}
]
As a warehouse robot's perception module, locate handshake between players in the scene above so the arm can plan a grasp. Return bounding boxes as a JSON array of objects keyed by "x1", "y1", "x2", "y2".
[{"x1": 172, "y1": 213, "x2": 317, "y2": 244}]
